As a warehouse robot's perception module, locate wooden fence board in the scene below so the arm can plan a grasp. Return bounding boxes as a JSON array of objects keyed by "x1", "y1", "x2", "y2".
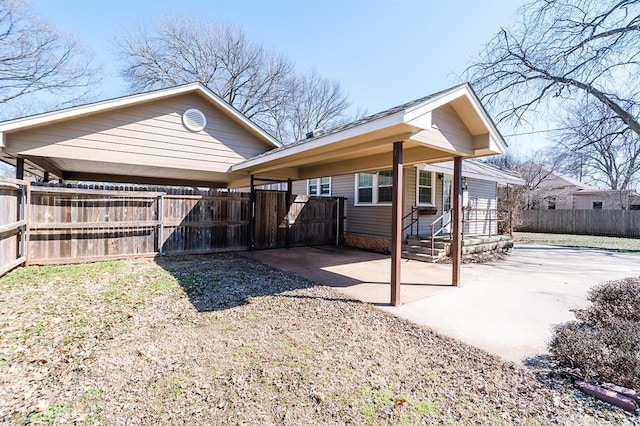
[{"x1": 518, "y1": 210, "x2": 640, "y2": 238}]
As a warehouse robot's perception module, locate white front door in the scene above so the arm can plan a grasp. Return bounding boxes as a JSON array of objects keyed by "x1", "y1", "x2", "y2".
[{"x1": 442, "y1": 177, "x2": 452, "y2": 233}]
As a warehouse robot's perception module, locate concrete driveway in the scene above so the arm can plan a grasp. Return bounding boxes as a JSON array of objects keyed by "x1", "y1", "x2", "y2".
[{"x1": 242, "y1": 244, "x2": 640, "y2": 364}]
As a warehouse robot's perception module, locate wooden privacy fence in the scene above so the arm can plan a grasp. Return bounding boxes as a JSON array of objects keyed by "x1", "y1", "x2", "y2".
[
  {"x1": 518, "y1": 209, "x2": 640, "y2": 237},
  {"x1": 0, "y1": 180, "x2": 344, "y2": 276}
]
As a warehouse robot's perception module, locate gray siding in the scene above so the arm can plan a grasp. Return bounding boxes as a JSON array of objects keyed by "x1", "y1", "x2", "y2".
[
  {"x1": 334, "y1": 174, "x2": 393, "y2": 238},
  {"x1": 292, "y1": 169, "x2": 500, "y2": 239},
  {"x1": 292, "y1": 180, "x2": 306, "y2": 194}
]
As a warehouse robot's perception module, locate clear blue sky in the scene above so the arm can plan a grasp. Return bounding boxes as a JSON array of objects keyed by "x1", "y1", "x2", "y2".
[{"x1": 29, "y1": 0, "x2": 541, "y2": 150}]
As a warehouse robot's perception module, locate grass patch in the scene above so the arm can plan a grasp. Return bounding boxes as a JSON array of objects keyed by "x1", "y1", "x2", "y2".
[
  {"x1": 514, "y1": 232, "x2": 640, "y2": 252},
  {"x1": 0, "y1": 254, "x2": 634, "y2": 424}
]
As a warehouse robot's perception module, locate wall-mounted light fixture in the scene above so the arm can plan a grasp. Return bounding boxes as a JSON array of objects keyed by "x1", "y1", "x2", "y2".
[
  {"x1": 462, "y1": 177, "x2": 468, "y2": 190},
  {"x1": 437, "y1": 173, "x2": 444, "y2": 181}
]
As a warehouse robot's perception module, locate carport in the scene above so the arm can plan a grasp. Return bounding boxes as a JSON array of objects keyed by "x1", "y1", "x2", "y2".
[
  {"x1": 232, "y1": 83, "x2": 507, "y2": 305},
  {"x1": 0, "y1": 82, "x2": 507, "y2": 305}
]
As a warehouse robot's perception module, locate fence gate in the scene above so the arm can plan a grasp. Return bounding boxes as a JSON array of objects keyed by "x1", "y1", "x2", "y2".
[
  {"x1": 253, "y1": 190, "x2": 343, "y2": 250},
  {"x1": 0, "y1": 178, "x2": 28, "y2": 276}
]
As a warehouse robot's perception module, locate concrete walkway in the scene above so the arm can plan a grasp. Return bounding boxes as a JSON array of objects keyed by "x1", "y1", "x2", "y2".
[{"x1": 242, "y1": 244, "x2": 640, "y2": 364}]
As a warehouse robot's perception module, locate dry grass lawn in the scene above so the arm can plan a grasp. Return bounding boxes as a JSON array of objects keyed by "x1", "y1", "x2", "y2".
[
  {"x1": 0, "y1": 254, "x2": 635, "y2": 425},
  {"x1": 514, "y1": 232, "x2": 640, "y2": 252}
]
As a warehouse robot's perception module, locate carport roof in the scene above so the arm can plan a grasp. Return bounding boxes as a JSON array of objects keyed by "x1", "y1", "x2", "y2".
[
  {"x1": 0, "y1": 82, "x2": 280, "y2": 148},
  {"x1": 230, "y1": 83, "x2": 507, "y2": 182},
  {"x1": 422, "y1": 159, "x2": 525, "y2": 186},
  {"x1": 1, "y1": 82, "x2": 507, "y2": 188}
]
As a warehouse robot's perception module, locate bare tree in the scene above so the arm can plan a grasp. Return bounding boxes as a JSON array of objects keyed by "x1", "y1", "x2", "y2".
[
  {"x1": 116, "y1": 16, "x2": 351, "y2": 143},
  {"x1": 283, "y1": 69, "x2": 351, "y2": 141},
  {"x1": 465, "y1": 0, "x2": 640, "y2": 138},
  {"x1": 0, "y1": 0, "x2": 98, "y2": 119},
  {"x1": 554, "y1": 101, "x2": 640, "y2": 190},
  {"x1": 489, "y1": 152, "x2": 575, "y2": 213}
]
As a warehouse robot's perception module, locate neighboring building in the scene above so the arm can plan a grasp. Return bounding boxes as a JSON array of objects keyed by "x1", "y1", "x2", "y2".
[
  {"x1": 572, "y1": 189, "x2": 640, "y2": 210},
  {"x1": 516, "y1": 163, "x2": 640, "y2": 211},
  {"x1": 292, "y1": 159, "x2": 524, "y2": 252}
]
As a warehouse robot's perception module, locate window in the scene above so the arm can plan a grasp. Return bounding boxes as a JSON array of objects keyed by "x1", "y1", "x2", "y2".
[
  {"x1": 417, "y1": 170, "x2": 434, "y2": 205},
  {"x1": 547, "y1": 198, "x2": 556, "y2": 210},
  {"x1": 355, "y1": 171, "x2": 393, "y2": 205},
  {"x1": 593, "y1": 201, "x2": 603, "y2": 210},
  {"x1": 260, "y1": 182, "x2": 287, "y2": 191},
  {"x1": 307, "y1": 177, "x2": 331, "y2": 196}
]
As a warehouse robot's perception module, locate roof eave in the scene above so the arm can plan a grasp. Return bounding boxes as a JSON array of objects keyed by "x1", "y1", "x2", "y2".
[
  {"x1": 0, "y1": 82, "x2": 281, "y2": 149},
  {"x1": 406, "y1": 83, "x2": 507, "y2": 156},
  {"x1": 231, "y1": 110, "x2": 409, "y2": 172}
]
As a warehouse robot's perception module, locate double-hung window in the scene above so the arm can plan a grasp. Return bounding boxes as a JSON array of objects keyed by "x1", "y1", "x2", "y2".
[
  {"x1": 308, "y1": 177, "x2": 331, "y2": 196},
  {"x1": 355, "y1": 171, "x2": 393, "y2": 205},
  {"x1": 417, "y1": 170, "x2": 434, "y2": 205}
]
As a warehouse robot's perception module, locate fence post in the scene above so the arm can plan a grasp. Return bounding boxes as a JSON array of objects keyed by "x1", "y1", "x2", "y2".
[
  {"x1": 158, "y1": 194, "x2": 165, "y2": 256},
  {"x1": 24, "y1": 182, "x2": 30, "y2": 266},
  {"x1": 335, "y1": 198, "x2": 340, "y2": 246},
  {"x1": 285, "y1": 179, "x2": 292, "y2": 249}
]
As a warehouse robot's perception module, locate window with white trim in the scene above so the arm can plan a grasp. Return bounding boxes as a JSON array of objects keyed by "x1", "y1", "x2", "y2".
[
  {"x1": 307, "y1": 177, "x2": 331, "y2": 196},
  {"x1": 416, "y1": 169, "x2": 434, "y2": 205},
  {"x1": 355, "y1": 171, "x2": 393, "y2": 205}
]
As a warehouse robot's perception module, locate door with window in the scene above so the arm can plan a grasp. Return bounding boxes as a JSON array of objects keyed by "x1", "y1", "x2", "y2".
[{"x1": 442, "y1": 178, "x2": 452, "y2": 233}]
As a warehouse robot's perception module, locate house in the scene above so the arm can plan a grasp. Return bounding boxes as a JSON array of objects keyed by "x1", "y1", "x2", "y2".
[
  {"x1": 515, "y1": 163, "x2": 640, "y2": 210},
  {"x1": 0, "y1": 82, "x2": 508, "y2": 304},
  {"x1": 291, "y1": 160, "x2": 523, "y2": 253},
  {"x1": 572, "y1": 189, "x2": 640, "y2": 210}
]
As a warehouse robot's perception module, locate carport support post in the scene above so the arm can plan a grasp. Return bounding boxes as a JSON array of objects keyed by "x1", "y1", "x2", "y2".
[
  {"x1": 16, "y1": 158, "x2": 24, "y2": 180},
  {"x1": 249, "y1": 175, "x2": 256, "y2": 250},
  {"x1": 452, "y1": 156, "x2": 463, "y2": 286},
  {"x1": 390, "y1": 141, "x2": 403, "y2": 306}
]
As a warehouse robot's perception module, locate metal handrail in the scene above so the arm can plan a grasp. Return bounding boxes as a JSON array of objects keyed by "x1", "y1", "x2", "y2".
[
  {"x1": 402, "y1": 205, "x2": 420, "y2": 236},
  {"x1": 430, "y1": 210, "x2": 451, "y2": 255}
]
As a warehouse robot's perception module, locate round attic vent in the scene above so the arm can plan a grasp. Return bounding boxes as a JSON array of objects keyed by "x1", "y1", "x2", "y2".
[{"x1": 182, "y1": 108, "x2": 207, "y2": 132}]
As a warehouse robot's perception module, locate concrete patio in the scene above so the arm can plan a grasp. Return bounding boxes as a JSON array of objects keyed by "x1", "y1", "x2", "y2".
[{"x1": 242, "y1": 244, "x2": 640, "y2": 364}]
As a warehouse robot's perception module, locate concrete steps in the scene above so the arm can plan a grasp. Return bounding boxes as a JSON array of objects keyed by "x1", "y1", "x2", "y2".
[
  {"x1": 401, "y1": 239, "x2": 447, "y2": 263},
  {"x1": 403, "y1": 234, "x2": 515, "y2": 263}
]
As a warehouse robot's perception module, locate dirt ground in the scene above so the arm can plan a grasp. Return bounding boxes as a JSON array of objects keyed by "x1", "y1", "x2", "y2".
[{"x1": 0, "y1": 254, "x2": 635, "y2": 425}]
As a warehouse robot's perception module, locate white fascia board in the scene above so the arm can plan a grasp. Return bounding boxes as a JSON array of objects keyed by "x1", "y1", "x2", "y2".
[
  {"x1": 405, "y1": 86, "x2": 468, "y2": 116},
  {"x1": 460, "y1": 87, "x2": 508, "y2": 151},
  {"x1": 0, "y1": 132, "x2": 4, "y2": 148},
  {"x1": 0, "y1": 83, "x2": 204, "y2": 131},
  {"x1": 232, "y1": 110, "x2": 407, "y2": 172},
  {"x1": 0, "y1": 83, "x2": 281, "y2": 149}
]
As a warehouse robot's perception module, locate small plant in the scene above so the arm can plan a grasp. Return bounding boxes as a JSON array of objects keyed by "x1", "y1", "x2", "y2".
[{"x1": 549, "y1": 277, "x2": 640, "y2": 387}]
